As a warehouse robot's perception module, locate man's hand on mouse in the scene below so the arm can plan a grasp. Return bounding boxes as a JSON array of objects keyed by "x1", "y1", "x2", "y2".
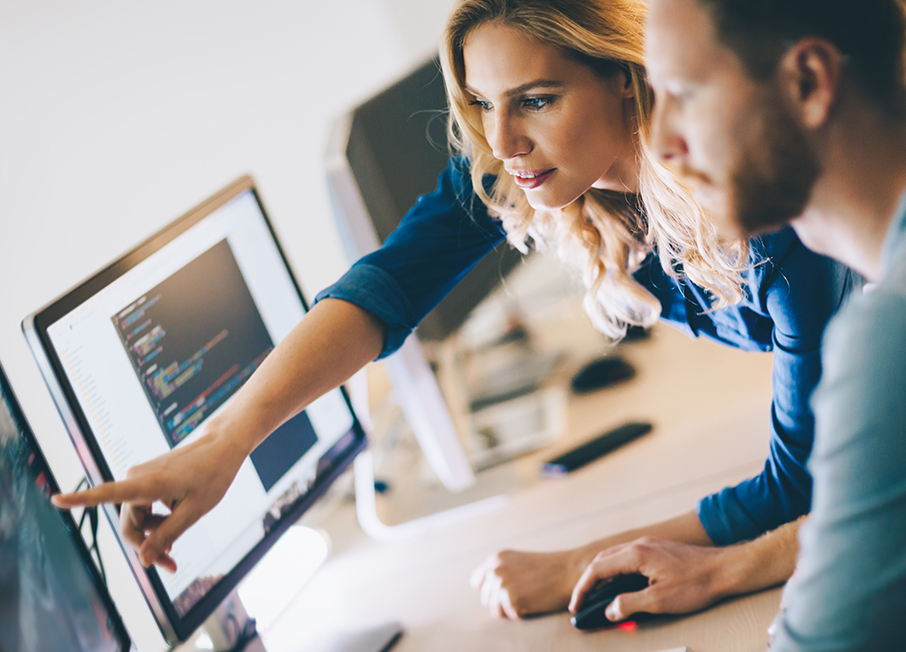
[
  {"x1": 470, "y1": 548, "x2": 593, "y2": 619},
  {"x1": 51, "y1": 426, "x2": 244, "y2": 572},
  {"x1": 569, "y1": 536, "x2": 732, "y2": 622}
]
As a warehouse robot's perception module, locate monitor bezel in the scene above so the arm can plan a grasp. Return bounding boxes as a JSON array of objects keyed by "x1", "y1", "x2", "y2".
[
  {"x1": 0, "y1": 361, "x2": 133, "y2": 652},
  {"x1": 21, "y1": 175, "x2": 368, "y2": 642}
]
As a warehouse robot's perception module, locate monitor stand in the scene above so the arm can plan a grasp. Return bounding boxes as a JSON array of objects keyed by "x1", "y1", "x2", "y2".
[
  {"x1": 345, "y1": 365, "x2": 510, "y2": 542},
  {"x1": 347, "y1": 334, "x2": 565, "y2": 541},
  {"x1": 177, "y1": 590, "x2": 402, "y2": 652}
]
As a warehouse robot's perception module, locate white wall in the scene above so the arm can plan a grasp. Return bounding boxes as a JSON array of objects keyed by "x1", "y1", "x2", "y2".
[{"x1": 0, "y1": 0, "x2": 451, "y2": 649}]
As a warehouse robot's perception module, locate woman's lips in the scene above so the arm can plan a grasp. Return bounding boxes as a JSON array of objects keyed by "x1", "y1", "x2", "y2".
[{"x1": 511, "y1": 168, "x2": 556, "y2": 190}]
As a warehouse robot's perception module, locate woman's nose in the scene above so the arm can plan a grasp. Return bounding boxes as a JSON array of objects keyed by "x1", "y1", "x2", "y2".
[{"x1": 487, "y1": 112, "x2": 531, "y2": 161}]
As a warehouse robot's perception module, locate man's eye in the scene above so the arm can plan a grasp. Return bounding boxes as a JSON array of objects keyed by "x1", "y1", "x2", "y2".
[
  {"x1": 523, "y1": 96, "x2": 553, "y2": 110},
  {"x1": 665, "y1": 85, "x2": 693, "y2": 102},
  {"x1": 469, "y1": 100, "x2": 492, "y2": 112}
]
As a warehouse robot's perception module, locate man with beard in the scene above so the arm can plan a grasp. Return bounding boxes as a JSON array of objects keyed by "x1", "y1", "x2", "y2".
[{"x1": 571, "y1": 0, "x2": 906, "y2": 648}]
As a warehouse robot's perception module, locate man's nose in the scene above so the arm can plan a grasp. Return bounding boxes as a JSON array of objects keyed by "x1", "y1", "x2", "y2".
[{"x1": 650, "y1": 97, "x2": 688, "y2": 162}]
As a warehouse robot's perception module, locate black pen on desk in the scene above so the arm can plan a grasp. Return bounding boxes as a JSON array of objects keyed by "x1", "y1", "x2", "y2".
[{"x1": 540, "y1": 421, "x2": 652, "y2": 476}]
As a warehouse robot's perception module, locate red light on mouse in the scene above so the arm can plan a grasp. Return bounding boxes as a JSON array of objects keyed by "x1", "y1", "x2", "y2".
[{"x1": 618, "y1": 621, "x2": 638, "y2": 632}]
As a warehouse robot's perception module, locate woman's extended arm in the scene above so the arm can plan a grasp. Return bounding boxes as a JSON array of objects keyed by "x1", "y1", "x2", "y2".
[
  {"x1": 53, "y1": 298, "x2": 385, "y2": 570},
  {"x1": 54, "y1": 157, "x2": 508, "y2": 570}
]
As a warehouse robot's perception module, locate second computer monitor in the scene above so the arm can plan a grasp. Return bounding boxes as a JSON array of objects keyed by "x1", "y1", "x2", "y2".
[
  {"x1": 0, "y1": 361, "x2": 132, "y2": 652},
  {"x1": 328, "y1": 56, "x2": 522, "y2": 342},
  {"x1": 326, "y1": 58, "x2": 528, "y2": 492}
]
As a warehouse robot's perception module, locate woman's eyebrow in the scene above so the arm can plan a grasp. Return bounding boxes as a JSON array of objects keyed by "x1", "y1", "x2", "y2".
[{"x1": 464, "y1": 79, "x2": 565, "y2": 98}]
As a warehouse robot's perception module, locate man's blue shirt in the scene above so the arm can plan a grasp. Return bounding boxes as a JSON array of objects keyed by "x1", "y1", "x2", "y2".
[{"x1": 316, "y1": 158, "x2": 858, "y2": 545}]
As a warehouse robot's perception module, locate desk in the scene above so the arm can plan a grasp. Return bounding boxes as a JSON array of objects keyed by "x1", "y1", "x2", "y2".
[{"x1": 261, "y1": 324, "x2": 782, "y2": 652}]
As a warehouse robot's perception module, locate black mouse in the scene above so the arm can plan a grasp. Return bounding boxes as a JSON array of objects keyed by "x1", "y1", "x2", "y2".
[
  {"x1": 570, "y1": 356, "x2": 635, "y2": 394},
  {"x1": 570, "y1": 573, "x2": 650, "y2": 630}
]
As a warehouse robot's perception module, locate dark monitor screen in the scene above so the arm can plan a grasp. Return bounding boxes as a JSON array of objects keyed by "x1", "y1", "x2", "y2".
[
  {"x1": 22, "y1": 176, "x2": 367, "y2": 643},
  {"x1": 342, "y1": 57, "x2": 522, "y2": 342},
  {"x1": 0, "y1": 362, "x2": 131, "y2": 652}
]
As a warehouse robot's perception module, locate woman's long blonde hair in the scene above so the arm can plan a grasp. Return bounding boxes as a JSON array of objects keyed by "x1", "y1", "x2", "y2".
[{"x1": 441, "y1": 0, "x2": 749, "y2": 340}]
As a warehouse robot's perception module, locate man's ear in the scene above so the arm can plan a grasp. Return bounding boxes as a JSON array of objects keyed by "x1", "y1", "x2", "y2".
[{"x1": 778, "y1": 38, "x2": 845, "y2": 128}]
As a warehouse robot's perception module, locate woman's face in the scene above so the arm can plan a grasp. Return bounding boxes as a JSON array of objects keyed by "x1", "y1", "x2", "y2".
[{"x1": 462, "y1": 21, "x2": 640, "y2": 211}]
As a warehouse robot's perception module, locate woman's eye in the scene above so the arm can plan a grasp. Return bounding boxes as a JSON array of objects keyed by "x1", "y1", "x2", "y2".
[
  {"x1": 469, "y1": 99, "x2": 492, "y2": 112},
  {"x1": 523, "y1": 96, "x2": 553, "y2": 110}
]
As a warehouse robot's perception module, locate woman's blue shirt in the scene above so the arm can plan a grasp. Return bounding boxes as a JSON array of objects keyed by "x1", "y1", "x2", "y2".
[{"x1": 315, "y1": 158, "x2": 859, "y2": 545}]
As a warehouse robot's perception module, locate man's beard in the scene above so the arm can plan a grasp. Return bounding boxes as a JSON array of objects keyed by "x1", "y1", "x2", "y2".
[{"x1": 729, "y1": 94, "x2": 821, "y2": 237}]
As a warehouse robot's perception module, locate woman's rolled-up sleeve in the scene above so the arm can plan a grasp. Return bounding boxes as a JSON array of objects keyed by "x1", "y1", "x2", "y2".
[{"x1": 314, "y1": 157, "x2": 508, "y2": 359}]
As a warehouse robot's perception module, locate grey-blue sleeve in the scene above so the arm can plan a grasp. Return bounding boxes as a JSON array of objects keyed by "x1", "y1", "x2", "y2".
[{"x1": 770, "y1": 288, "x2": 906, "y2": 651}]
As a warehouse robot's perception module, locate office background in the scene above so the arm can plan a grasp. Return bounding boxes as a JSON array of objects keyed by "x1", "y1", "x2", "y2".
[{"x1": 0, "y1": 1, "x2": 453, "y2": 650}]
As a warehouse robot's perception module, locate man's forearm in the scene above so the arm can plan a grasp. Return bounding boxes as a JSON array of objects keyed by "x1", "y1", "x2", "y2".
[
  {"x1": 712, "y1": 515, "x2": 803, "y2": 600},
  {"x1": 570, "y1": 510, "x2": 715, "y2": 577},
  {"x1": 575, "y1": 511, "x2": 802, "y2": 600},
  {"x1": 567, "y1": 514, "x2": 804, "y2": 623}
]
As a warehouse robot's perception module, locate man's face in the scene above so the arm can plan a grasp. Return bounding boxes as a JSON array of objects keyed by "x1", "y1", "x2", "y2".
[{"x1": 645, "y1": 0, "x2": 819, "y2": 238}]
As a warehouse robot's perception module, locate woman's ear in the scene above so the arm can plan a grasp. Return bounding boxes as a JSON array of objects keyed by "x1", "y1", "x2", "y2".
[
  {"x1": 778, "y1": 38, "x2": 845, "y2": 129},
  {"x1": 618, "y1": 71, "x2": 636, "y2": 99}
]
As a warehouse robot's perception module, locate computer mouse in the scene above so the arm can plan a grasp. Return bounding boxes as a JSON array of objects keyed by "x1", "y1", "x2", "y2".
[
  {"x1": 570, "y1": 355, "x2": 635, "y2": 394},
  {"x1": 570, "y1": 573, "x2": 650, "y2": 630}
]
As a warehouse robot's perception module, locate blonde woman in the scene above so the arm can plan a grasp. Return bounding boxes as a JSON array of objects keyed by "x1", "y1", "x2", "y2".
[{"x1": 55, "y1": 0, "x2": 857, "y2": 625}]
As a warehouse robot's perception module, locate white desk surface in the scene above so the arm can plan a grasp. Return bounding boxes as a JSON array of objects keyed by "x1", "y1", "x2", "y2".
[{"x1": 261, "y1": 323, "x2": 781, "y2": 652}]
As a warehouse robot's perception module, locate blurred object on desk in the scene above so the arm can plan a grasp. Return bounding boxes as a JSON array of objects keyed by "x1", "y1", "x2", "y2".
[{"x1": 570, "y1": 355, "x2": 636, "y2": 394}]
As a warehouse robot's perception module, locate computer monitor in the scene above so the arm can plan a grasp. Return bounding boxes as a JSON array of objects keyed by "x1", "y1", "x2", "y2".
[
  {"x1": 327, "y1": 56, "x2": 522, "y2": 342},
  {"x1": 0, "y1": 361, "x2": 133, "y2": 652},
  {"x1": 22, "y1": 176, "x2": 368, "y2": 643},
  {"x1": 325, "y1": 58, "x2": 522, "y2": 492}
]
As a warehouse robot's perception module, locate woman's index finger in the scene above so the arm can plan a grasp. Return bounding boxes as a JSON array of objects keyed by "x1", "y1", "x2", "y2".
[{"x1": 50, "y1": 478, "x2": 151, "y2": 509}]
